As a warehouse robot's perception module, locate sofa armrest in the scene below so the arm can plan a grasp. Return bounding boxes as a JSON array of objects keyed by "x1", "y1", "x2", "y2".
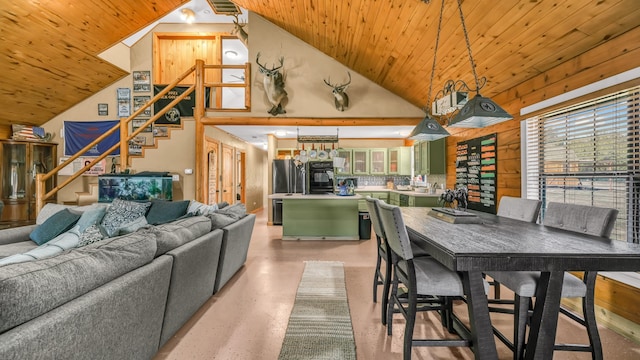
[
  {"x1": 0, "y1": 225, "x2": 37, "y2": 246},
  {"x1": 213, "y1": 213, "x2": 256, "y2": 293}
]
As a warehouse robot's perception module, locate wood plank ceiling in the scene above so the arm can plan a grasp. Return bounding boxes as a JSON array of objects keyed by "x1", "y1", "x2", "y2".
[{"x1": 1, "y1": 0, "x2": 639, "y2": 128}]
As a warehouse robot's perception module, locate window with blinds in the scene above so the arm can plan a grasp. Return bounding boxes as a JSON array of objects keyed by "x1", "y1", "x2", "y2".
[{"x1": 524, "y1": 86, "x2": 640, "y2": 243}]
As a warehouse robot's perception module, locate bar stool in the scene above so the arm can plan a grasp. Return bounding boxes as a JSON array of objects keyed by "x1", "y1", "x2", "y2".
[
  {"x1": 377, "y1": 201, "x2": 480, "y2": 360},
  {"x1": 488, "y1": 202, "x2": 618, "y2": 360}
]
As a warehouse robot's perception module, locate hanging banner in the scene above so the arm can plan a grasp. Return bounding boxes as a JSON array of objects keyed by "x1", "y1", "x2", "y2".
[
  {"x1": 153, "y1": 85, "x2": 210, "y2": 125},
  {"x1": 63, "y1": 121, "x2": 120, "y2": 156}
]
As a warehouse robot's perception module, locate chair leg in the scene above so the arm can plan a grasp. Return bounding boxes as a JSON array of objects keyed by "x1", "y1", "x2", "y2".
[
  {"x1": 387, "y1": 270, "x2": 399, "y2": 336},
  {"x1": 494, "y1": 280, "x2": 501, "y2": 299},
  {"x1": 381, "y1": 257, "x2": 392, "y2": 326},
  {"x1": 582, "y1": 271, "x2": 603, "y2": 360},
  {"x1": 404, "y1": 285, "x2": 418, "y2": 360},
  {"x1": 373, "y1": 251, "x2": 382, "y2": 303},
  {"x1": 513, "y1": 295, "x2": 529, "y2": 360}
]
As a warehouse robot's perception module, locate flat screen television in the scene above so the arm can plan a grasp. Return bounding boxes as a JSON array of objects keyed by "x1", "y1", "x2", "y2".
[{"x1": 98, "y1": 173, "x2": 172, "y2": 202}]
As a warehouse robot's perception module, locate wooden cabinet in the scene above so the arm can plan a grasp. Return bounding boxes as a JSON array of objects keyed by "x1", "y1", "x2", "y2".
[
  {"x1": 352, "y1": 149, "x2": 369, "y2": 175},
  {"x1": 414, "y1": 138, "x2": 446, "y2": 175},
  {"x1": 369, "y1": 148, "x2": 387, "y2": 175},
  {"x1": 388, "y1": 147, "x2": 412, "y2": 175},
  {"x1": 276, "y1": 148, "x2": 302, "y2": 160},
  {"x1": 1, "y1": 140, "x2": 57, "y2": 226}
]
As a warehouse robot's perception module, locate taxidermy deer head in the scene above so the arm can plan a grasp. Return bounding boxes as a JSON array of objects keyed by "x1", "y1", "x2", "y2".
[
  {"x1": 324, "y1": 72, "x2": 351, "y2": 111},
  {"x1": 256, "y1": 52, "x2": 287, "y2": 116},
  {"x1": 231, "y1": 14, "x2": 248, "y2": 46}
]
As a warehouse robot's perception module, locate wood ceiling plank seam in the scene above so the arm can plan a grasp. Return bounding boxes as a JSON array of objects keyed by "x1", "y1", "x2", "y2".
[
  {"x1": 328, "y1": 0, "x2": 345, "y2": 59},
  {"x1": 344, "y1": 0, "x2": 375, "y2": 66},
  {"x1": 319, "y1": 0, "x2": 331, "y2": 55},
  {"x1": 287, "y1": 0, "x2": 303, "y2": 38},
  {"x1": 341, "y1": 0, "x2": 365, "y2": 66},
  {"x1": 356, "y1": 0, "x2": 394, "y2": 79}
]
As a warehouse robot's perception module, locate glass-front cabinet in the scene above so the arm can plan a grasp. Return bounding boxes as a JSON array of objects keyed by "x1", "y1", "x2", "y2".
[
  {"x1": 1, "y1": 140, "x2": 57, "y2": 227},
  {"x1": 388, "y1": 147, "x2": 412, "y2": 175},
  {"x1": 335, "y1": 149, "x2": 352, "y2": 175},
  {"x1": 369, "y1": 149, "x2": 387, "y2": 175},
  {"x1": 352, "y1": 149, "x2": 369, "y2": 175}
]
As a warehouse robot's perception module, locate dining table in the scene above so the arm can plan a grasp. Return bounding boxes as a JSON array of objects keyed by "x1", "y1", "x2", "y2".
[{"x1": 400, "y1": 207, "x2": 640, "y2": 360}]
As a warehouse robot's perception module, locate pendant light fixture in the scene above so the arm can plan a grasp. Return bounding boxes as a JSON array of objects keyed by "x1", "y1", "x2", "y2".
[
  {"x1": 448, "y1": 0, "x2": 512, "y2": 128},
  {"x1": 409, "y1": 0, "x2": 450, "y2": 141}
]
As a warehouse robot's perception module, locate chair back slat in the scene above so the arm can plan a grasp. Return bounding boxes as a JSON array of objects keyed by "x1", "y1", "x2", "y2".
[
  {"x1": 377, "y1": 201, "x2": 414, "y2": 260},
  {"x1": 544, "y1": 202, "x2": 618, "y2": 238},
  {"x1": 497, "y1": 196, "x2": 542, "y2": 223}
]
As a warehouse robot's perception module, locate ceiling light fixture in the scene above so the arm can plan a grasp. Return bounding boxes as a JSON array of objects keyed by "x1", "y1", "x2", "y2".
[
  {"x1": 409, "y1": 0, "x2": 450, "y2": 141},
  {"x1": 447, "y1": 0, "x2": 512, "y2": 128},
  {"x1": 225, "y1": 50, "x2": 239, "y2": 58},
  {"x1": 181, "y1": 8, "x2": 196, "y2": 24}
]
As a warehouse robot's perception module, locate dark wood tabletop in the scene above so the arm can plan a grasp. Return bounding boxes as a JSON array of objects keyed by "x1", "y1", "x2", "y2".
[{"x1": 400, "y1": 207, "x2": 640, "y2": 360}]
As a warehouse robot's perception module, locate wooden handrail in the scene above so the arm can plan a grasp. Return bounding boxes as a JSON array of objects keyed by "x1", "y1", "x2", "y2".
[{"x1": 35, "y1": 60, "x2": 250, "y2": 214}]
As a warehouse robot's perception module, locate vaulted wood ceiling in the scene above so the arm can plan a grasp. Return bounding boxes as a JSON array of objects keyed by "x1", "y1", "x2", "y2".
[{"x1": 2, "y1": 0, "x2": 639, "y2": 129}]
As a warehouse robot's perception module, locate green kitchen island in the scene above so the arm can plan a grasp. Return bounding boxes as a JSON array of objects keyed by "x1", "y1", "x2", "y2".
[{"x1": 269, "y1": 193, "x2": 363, "y2": 240}]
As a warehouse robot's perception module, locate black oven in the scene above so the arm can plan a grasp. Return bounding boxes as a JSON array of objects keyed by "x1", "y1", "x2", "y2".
[{"x1": 307, "y1": 161, "x2": 335, "y2": 194}]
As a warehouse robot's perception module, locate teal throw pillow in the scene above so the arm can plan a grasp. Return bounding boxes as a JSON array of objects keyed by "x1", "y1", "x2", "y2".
[
  {"x1": 146, "y1": 200, "x2": 190, "y2": 225},
  {"x1": 76, "y1": 207, "x2": 107, "y2": 233},
  {"x1": 30, "y1": 209, "x2": 81, "y2": 245}
]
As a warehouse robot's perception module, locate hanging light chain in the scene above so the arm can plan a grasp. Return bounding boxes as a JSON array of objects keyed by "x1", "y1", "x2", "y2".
[
  {"x1": 456, "y1": 0, "x2": 482, "y2": 93},
  {"x1": 426, "y1": 0, "x2": 446, "y2": 113}
]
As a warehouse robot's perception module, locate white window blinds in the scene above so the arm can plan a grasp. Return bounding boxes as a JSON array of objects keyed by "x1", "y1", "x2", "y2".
[{"x1": 524, "y1": 86, "x2": 640, "y2": 242}]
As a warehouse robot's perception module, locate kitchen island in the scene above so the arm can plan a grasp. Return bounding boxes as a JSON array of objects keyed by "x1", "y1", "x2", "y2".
[{"x1": 269, "y1": 193, "x2": 363, "y2": 240}]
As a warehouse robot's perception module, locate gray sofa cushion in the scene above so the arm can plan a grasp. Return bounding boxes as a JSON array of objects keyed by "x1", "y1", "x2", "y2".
[
  {"x1": 0, "y1": 230, "x2": 157, "y2": 333},
  {"x1": 0, "y1": 241, "x2": 38, "y2": 258},
  {"x1": 207, "y1": 203, "x2": 247, "y2": 230},
  {"x1": 152, "y1": 216, "x2": 213, "y2": 256},
  {"x1": 0, "y1": 225, "x2": 37, "y2": 246}
]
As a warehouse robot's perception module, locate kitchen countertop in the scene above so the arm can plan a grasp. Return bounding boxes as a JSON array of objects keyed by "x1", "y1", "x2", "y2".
[
  {"x1": 269, "y1": 193, "x2": 363, "y2": 200},
  {"x1": 354, "y1": 186, "x2": 443, "y2": 198}
]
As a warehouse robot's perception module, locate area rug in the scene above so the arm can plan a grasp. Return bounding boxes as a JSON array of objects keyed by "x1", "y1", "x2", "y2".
[{"x1": 278, "y1": 261, "x2": 356, "y2": 360}]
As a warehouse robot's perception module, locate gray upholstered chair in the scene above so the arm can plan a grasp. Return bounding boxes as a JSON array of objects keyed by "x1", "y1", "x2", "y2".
[
  {"x1": 365, "y1": 196, "x2": 428, "y2": 326},
  {"x1": 489, "y1": 202, "x2": 618, "y2": 360},
  {"x1": 377, "y1": 201, "x2": 478, "y2": 360},
  {"x1": 489, "y1": 196, "x2": 542, "y2": 298}
]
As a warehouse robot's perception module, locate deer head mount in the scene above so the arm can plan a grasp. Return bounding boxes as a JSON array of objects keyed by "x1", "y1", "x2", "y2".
[
  {"x1": 231, "y1": 13, "x2": 248, "y2": 47},
  {"x1": 256, "y1": 52, "x2": 287, "y2": 116},
  {"x1": 324, "y1": 72, "x2": 351, "y2": 111}
]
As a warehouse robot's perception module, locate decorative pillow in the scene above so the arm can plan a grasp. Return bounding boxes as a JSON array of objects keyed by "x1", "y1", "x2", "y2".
[
  {"x1": 76, "y1": 206, "x2": 108, "y2": 233},
  {"x1": 217, "y1": 203, "x2": 247, "y2": 218},
  {"x1": 207, "y1": 212, "x2": 238, "y2": 230},
  {"x1": 36, "y1": 203, "x2": 73, "y2": 225},
  {"x1": 187, "y1": 200, "x2": 219, "y2": 216},
  {"x1": 77, "y1": 224, "x2": 107, "y2": 247},
  {"x1": 117, "y1": 216, "x2": 149, "y2": 236},
  {"x1": 100, "y1": 198, "x2": 151, "y2": 237},
  {"x1": 217, "y1": 201, "x2": 230, "y2": 209},
  {"x1": 30, "y1": 209, "x2": 81, "y2": 245},
  {"x1": 146, "y1": 199, "x2": 190, "y2": 225}
]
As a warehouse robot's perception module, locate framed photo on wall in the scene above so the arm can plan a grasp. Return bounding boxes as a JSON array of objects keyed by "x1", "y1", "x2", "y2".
[
  {"x1": 98, "y1": 103, "x2": 108, "y2": 116},
  {"x1": 133, "y1": 71, "x2": 151, "y2": 92},
  {"x1": 117, "y1": 88, "x2": 131, "y2": 117},
  {"x1": 133, "y1": 96, "x2": 151, "y2": 117},
  {"x1": 132, "y1": 118, "x2": 152, "y2": 133}
]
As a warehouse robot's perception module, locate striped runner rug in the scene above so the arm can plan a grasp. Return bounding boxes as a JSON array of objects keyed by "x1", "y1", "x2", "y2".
[{"x1": 278, "y1": 261, "x2": 356, "y2": 360}]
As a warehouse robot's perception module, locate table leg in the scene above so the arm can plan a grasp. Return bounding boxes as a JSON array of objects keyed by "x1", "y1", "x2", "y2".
[
  {"x1": 462, "y1": 271, "x2": 498, "y2": 360},
  {"x1": 524, "y1": 271, "x2": 564, "y2": 360}
]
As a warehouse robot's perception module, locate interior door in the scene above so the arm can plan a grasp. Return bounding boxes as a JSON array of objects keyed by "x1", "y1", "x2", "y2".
[
  {"x1": 205, "y1": 137, "x2": 219, "y2": 205},
  {"x1": 221, "y1": 144, "x2": 234, "y2": 204}
]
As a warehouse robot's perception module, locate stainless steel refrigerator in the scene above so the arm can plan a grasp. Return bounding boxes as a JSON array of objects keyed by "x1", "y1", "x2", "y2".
[{"x1": 272, "y1": 159, "x2": 305, "y2": 225}]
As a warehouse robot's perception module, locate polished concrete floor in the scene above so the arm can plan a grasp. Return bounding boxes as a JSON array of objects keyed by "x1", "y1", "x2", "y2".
[{"x1": 155, "y1": 209, "x2": 640, "y2": 359}]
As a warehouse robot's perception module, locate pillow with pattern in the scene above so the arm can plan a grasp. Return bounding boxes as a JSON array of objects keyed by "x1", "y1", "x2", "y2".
[
  {"x1": 100, "y1": 198, "x2": 151, "y2": 237},
  {"x1": 77, "y1": 225, "x2": 107, "y2": 247}
]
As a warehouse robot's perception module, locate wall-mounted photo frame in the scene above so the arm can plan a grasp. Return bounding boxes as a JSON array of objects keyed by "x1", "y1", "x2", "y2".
[
  {"x1": 132, "y1": 118, "x2": 152, "y2": 133},
  {"x1": 98, "y1": 103, "x2": 108, "y2": 116},
  {"x1": 117, "y1": 88, "x2": 131, "y2": 117},
  {"x1": 133, "y1": 71, "x2": 151, "y2": 92},
  {"x1": 133, "y1": 96, "x2": 151, "y2": 117},
  {"x1": 153, "y1": 126, "x2": 169, "y2": 137}
]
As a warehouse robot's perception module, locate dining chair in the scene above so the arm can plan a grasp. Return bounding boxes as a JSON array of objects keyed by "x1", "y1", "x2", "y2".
[
  {"x1": 489, "y1": 196, "x2": 542, "y2": 299},
  {"x1": 488, "y1": 202, "x2": 618, "y2": 360},
  {"x1": 377, "y1": 201, "x2": 480, "y2": 360},
  {"x1": 365, "y1": 196, "x2": 429, "y2": 326}
]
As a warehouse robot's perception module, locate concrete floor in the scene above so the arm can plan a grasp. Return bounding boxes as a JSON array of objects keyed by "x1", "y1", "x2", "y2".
[{"x1": 155, "y1": 209, "x2": 640, "y2": 359}]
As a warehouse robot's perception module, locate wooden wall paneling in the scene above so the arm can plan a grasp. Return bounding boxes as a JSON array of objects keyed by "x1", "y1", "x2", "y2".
[{"x1": 153, "y1": 33, "x2": 220, "y2": 85}]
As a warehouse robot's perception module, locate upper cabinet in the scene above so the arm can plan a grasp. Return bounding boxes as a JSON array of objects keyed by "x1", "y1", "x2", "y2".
[
  {"x1": 388, "y1": 147, "x2": 412, "y2": 175},
  {"x1": 352, "y1": 149, "x2": 369, "y2": 175},
  {"x1": 414, "y1": 138, "x2": 446, "y2": 175},
  {"x1": 335, "y1": 149, "x2": 353, "y2": 175},
  {"x1": 369, "y1": 149, "x2": 387, "y2": 175}
]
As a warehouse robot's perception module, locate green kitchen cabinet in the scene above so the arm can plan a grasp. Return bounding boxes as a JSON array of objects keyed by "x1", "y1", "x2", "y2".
[
  {"x1": 370, "y1": 191, "x2": 389, "y2": 202},
  {"x1": 352, "y1": 149, "x2": 369, "y2": 175},
  {"x1": 335, "y1": 149, "x2": 352, "y2": 175},
  {"x1": 414, "y1": 138, "x2": 446, "y2": 175},
  {"x1": 389, "y1": 192, "x2": 400, "y2": 206},
  {"x1": 408, "y1": 195, "x2": 440, "y2": 207},
  {"x1": 369, "y1": 148, "x2": 387, "y2": 175},
  {"x1": 388, "y1": 147, "x2": 411, "y2": 175}
]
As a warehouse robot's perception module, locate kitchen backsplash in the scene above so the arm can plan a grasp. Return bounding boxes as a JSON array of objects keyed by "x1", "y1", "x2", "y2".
[{"x1": 335, "y1": 174, "x2": 446, "y2": 188}]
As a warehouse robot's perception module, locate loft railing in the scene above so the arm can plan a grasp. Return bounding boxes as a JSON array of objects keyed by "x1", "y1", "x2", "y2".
[{"x1": 35, "y1": 59, "x2": 251, "y2": 213}]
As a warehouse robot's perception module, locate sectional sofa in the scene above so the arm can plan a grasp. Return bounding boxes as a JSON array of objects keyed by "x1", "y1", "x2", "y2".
[{"x1": 0, "y1": 200, "x2": 256, "y2": 359}]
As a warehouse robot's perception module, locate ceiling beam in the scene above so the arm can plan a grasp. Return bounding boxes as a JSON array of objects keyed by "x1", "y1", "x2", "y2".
[{"x1": 201, "y1": 117, "x2": 423, "y2": 126}]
